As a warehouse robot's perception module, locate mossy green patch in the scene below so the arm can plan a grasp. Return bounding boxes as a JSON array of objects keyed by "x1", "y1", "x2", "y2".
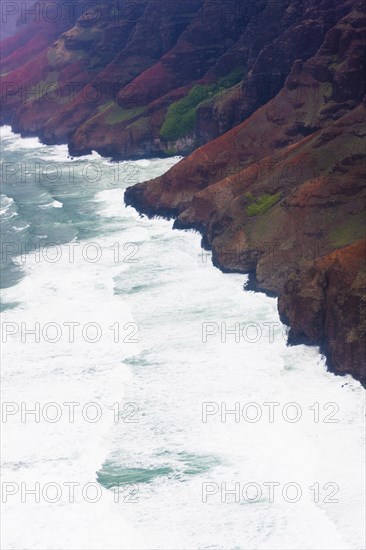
[
  {"x1": 160, "y1": 84, "x2": 216, "y2": 141},
  {"x1": 160, "y1": 67, "x2": 246, "y2": 142},
  {"x1": 330, "y1": 213, "x2": 366, "y2": 248},
  {"x1": 246, "y1": 193, "x2": 282, "y2": 217}
]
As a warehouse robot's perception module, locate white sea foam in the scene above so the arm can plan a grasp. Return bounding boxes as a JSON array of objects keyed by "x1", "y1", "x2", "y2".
[
  {"x1": 1, "y1": 128, "x2": 365, "y2": 550},
  {"x1": 97, "y1": 194, "x2": 365, "y2": 550},
  {"x1": 1, "y1": 208, "x2": 144, "y2": 549},
  {"x1": 38, "y1": 199, "x2": 63, "y2": 209},
  {"x1": 0, "y1": 195, "x2": 15, "y2": 215}
]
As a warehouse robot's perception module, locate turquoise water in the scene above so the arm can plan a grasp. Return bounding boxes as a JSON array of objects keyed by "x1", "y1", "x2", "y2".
[{"x1": 1, "y1": 126, "x2": 365, "y2": 550}]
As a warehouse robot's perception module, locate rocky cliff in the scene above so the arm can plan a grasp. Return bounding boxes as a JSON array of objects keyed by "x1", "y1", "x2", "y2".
[
  {"x1": 2, "y1": 0, "x2": 362, "y2": 157},
  {"x1": 1, "y1": 0, "x2": 365, "y2": 383}
]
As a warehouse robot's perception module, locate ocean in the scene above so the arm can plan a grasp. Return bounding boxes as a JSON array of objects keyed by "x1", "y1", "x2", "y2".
[{"x1": 1, "y1": 125, "x2": 365, "y2": 550}]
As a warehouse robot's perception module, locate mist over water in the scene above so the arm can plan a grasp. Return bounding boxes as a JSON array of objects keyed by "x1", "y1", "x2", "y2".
[{"x1": 1, "y1": 126, "x2": 365, "y2": 550}]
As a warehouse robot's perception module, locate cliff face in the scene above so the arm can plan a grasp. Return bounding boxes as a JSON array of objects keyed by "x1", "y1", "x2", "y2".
[
  {"x1": 1, "y1": 0, "x2": 361, "y2": 157},
  {"x1": 125, "y1": 1, "x2": 366, "y2": 384},
  {"x1": 1, "y1": 0, "x2": 365, "y2": 383},
  {"x1": 278, "y1": 240, "x2": 366, "y2": 382}
]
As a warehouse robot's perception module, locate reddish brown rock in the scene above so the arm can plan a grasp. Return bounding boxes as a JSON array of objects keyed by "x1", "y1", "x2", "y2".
[
  {"x1": 1, "y1": 0, "x2": 365, "y2": 384},
  {"x1": 125, "y1": 4, "x2": 366, "y2": 384},
  {"x1": 2, "y1": 0, "x2": 363, "y2": 158},
  {"x1": 279, "y1": 240, "x2": 366, "y2": 382}
]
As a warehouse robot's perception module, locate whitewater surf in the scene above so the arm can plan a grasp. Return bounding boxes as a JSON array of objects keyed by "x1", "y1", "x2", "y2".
[{"x1": 1, "y1": 126, "x2": 365, "y2": 550}]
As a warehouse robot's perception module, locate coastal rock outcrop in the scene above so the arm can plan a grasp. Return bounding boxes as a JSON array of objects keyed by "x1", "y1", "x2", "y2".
[
  {"x1": 1, "y1": 0, "x2": 365, "y2": 383},
  {"x1": 125, "y1": 2, "x2": 366, "y2": 384}
]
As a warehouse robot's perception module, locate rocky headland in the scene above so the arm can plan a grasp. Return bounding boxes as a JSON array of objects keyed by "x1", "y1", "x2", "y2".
[{"x1": 1, "y1": 0, "x2": 365, "y2": 383}]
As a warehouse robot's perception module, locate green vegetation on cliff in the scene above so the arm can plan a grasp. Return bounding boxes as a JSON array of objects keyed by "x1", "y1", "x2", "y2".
[
  {"x1": 245, "y1": 193, "x2": 282, "y2": 216},
  {"x1": 330, "y1": 212, "x2": 366, "y2": 247},
  {"x1": 160, "y1": 68, "x2": 245, "y2": 141},
  {"x1": 160, "y1": 84, "x2": 215, "y2": 141}
]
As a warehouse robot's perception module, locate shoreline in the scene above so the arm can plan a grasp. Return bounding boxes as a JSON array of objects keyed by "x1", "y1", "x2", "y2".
[
  {"x1": 124, "y1": 182, "x2": 366, "y2": 388},
  {"x1": 1, "y1": 123, "x2": 364, "y2": 388}
]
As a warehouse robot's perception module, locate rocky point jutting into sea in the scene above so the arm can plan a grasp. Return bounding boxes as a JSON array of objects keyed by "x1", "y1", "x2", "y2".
[{"x1": 1, "y1": 0, "x2": 365, "y2": 384}]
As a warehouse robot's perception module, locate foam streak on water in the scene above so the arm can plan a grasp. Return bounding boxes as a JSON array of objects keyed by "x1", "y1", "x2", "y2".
[{"x1": 0, "y1": 126, "x2": 365, "y2": 550}]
